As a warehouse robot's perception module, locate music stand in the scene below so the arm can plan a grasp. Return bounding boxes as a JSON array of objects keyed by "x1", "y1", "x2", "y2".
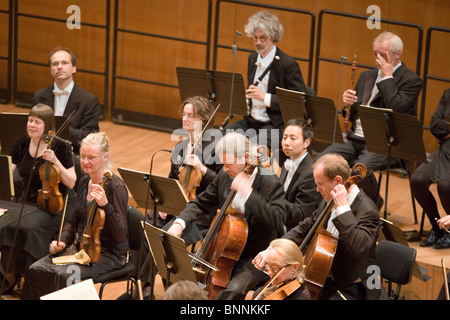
[
  {"x1": 0, "y1": 113, "x2": 70, "y2": 155},
  {"x1": 143, "y1": 222, "x2": 198, "y2": 286},
  {"x1": 0, "y1": 156, "x2": 14, "y2": 201},
  {"x1": 379, "y1": 218, "x2": 430, "y2": 282},
  {"x1": 176, "y1": 66, "x2": 248, "y2": 116},
  {"x1": 277, "y1": 87, "x2": 344, "y2": 146},
  {"x1": 117, "y1": 167, "x2": 188, "y2": 216},
  {"x1": 358, "y1": 105, "x2": 427, "y2": 221}
]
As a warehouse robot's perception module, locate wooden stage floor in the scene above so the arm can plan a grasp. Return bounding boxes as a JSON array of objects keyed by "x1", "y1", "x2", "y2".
[{"x1": 1, "y1": 104, "x2": 448, "y2": 300}]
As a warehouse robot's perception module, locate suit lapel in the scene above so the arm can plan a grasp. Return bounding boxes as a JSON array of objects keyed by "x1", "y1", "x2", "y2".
[{"x1": 63, "y1": 84, "x2": 78, "y2": 117}]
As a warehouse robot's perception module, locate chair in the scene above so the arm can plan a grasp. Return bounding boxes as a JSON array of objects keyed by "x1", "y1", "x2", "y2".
[
  {"x1": 376, "y1": 240, "x2": 416, "y2": 300},
  {"x1": 93, "y1": 205, "x2": 145, "y2": 299}
]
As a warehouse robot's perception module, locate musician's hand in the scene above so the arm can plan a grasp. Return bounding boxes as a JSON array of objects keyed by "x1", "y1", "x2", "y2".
[
  {"x1": 342, "y1": 89, "x2": 357, "y2": 106},
  {"x1": 42, "y1": 149, "x2": 59, "y2": 165},
  {"x1": 375, "y1": 52, "x2": 394, "y2": 78},
  {"x1": 231, "y1": 172, "x2": 253, "y2": 198},
  {"x1": 91, "y1": 184, "x2": 108, "y2": 207},
  {"x1": 167, "y1": 222, "x2": 183, "y2": 238},
  {"x1": 246, "y1": 85, "x2": 265, "y2": 102},
  {"x1": 49, "y1": 240, "x2": 66, "y2": 255},
  {"x1": 437, "y1": 215, "x2": 450, "y2": 230},
  {"x1": 330, "y1": 184, "x2": 349, "y2": 207},
  {"x1": 159, "y1": 212, "x2": 168, "y2": 220},
  {"x1": 252, "y1": 249, "x2": 269, "y2": 271},
  {"x1": 185, "y1": 154, "x2": 207, "y2": 175}
]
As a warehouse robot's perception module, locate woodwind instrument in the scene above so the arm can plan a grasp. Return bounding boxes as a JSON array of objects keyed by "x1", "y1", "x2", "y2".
[{"x1": 342, "y1": 55, "x2": 357, "y2": 142}]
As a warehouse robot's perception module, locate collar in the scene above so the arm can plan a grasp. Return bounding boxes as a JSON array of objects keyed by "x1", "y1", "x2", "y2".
[
  {"x1": 284, "y1": 152, "x2": 308, "y2": 172},
  {"x1": 53, "y1": 81, "x2": 74, "y2": 94}
]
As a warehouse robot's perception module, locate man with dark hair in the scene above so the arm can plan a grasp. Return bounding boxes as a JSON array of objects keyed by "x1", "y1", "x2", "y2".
[{"x1": 280, "y1": 118, "x2": 321, "y2": 231}]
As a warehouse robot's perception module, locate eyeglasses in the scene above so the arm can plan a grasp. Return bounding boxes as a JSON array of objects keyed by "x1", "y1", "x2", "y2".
[
  {"x1": 315, "y1": 177, "x2": 334, "y2": 188},
  {"x1": 263, "y1": 264, "x2": 291, "y2": 274},
  {"x1": 251, "y1": 35, "x2": 269, "y2": 42},
  {"x1": 79, "y1": 155, "x2": 99, "y2": 162}
]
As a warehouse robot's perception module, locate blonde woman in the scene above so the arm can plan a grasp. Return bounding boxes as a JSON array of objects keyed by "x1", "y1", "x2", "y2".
[
  {"x1": 253, "y1": 239, "x2": 310, "y2": 300},
  {"x1": 21, "y1": 132, "x2": 129, "y2": 300}
]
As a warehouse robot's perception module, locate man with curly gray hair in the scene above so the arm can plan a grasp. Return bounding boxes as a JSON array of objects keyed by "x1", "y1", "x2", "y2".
[{"x1": 226, "y1": 11, "x2": 307, "y2": 166}]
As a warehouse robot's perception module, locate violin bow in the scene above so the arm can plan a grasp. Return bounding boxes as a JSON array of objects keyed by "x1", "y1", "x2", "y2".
[{"x1": 57, "y1": 193, "x2": 69, "y2": 244}]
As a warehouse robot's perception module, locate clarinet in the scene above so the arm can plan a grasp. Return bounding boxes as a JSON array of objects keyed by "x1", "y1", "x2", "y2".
[{"x1": 251, "y1": 55, "x2": 280, "y2": 87}]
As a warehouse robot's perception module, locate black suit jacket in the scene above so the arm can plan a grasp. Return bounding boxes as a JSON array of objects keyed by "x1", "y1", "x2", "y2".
[
  {"x1": 247, "y1": 47, "x2": 306, "y2": 127},
  {"x1": 347, "y1": 63, "x2": 422, "y2": 129},
  {"x1": 32, "y1": 84, "x2": 100, "y2": 154},
  {"x1": 178, "y1": 166, "x2": 286, "y2": 259},
  {"x1": 283, "y1": 189, "x2": 380, "y2": 297},
  {"x1": 279, "y1": 154, "x2": 322, "y2": 231}
]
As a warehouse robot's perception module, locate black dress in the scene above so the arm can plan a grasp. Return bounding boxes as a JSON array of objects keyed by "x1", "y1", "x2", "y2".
[
  {"x1": 0, "y1": 137, "x2": 74, "y2": 274},
  {"x1": 20, "y1": 173, "x2": 129, "y2": 300}
]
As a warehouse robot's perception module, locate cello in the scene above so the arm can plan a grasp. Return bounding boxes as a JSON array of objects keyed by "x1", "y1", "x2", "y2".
[
  {"x1": 37, "y1": 130, "x2": 64, "y2": 214},
  {"x1": 189, "y1": 155, "x2": 265, "y2": 299},
  {"x1": 80, "y1": 172, "x2": 111, "y2": 263},
  {"x1": 342, "y1": 55, "x2": 357, "y2": 142},
  {"x1": 299, "y1": 163, "x2": 367, "y2": 300}
]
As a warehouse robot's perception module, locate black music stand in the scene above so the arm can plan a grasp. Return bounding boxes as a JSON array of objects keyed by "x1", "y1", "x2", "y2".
[
  {"x1": 277, "y1": 87, "x2": 344, "y2": 148},
  {"x1": 143, "y1": 222, "x2": 199, "y2": 287},
  {"x1": 117, "y1": 167, "x2": 188, "y2": 216},
  {"x1": 0, "y1": 113, "x2": 70, "y2": 155},
  {"x1": 358, "y1": 105, "x2": 427, "y2": 221},
  {"x1": 0, "y1": 199, "x2": 37, "y2": 230},
  {"x1": 0, "y1": 156, "x2": 14, "y2": 201},
  {"x1": 379, "y1": 218, "x2": 430, "y2": 282},
  {"x1": 176, "y1": 66, "x2": 248, "y2": 117}
]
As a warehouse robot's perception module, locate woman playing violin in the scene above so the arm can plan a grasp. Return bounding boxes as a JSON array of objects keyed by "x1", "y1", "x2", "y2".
[
  {"x1": 1, "y1": 103, "x2": 76, "y2": 294},
  {"x1": 253, "y1": 238, "x2": 310, "y2": 300},
  {"x1": 20, "y1": 132, "x2": 129, "y2": 300},
  {"x1": 155, "y1": 96, "x2": 222, "y2": 243}
]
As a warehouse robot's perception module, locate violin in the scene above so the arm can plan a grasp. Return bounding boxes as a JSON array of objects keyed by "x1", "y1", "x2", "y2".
[
  {"x1": 178, "y1": 103, "x2": 220, "y2": 201},
  {"x1": 253, "y1": 266, "x2": 302, "y2": 300},
  {"x1": 299, "y1": 163, "x2": 367, "y2": 300},
  {"x1": 342, "y1": 55, "x2": 357, "y2": 142},
  {"x1": 190, "y1": 151, "x2": 267, "y2": 299},
  {"x1": 80, "y1": 172, "x2": 111, "y2": 263},
  {"x1": 37, "y1": 130, "x2": 64, "y2": 214}
]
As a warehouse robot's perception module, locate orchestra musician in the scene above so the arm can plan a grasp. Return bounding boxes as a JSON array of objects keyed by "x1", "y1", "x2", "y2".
[
  {"x1": 0, "y1": 103, "x2": 76, "y2": 295},
  {"x1": 152, "y1": 96, "x2": 222, "y2": 244},
  {"x1": 280, "y1": 118, "x2": 322, "y2": 231},
  {"x1": 253, "y1": 238, "x2": 311, "y2": 300},
  {"x1": 225, "y1": 11, "x2": 308, "y2": 166},
  {"x1": 20, "y1": 132, "x2": 129, "y2": 300},
  {"x1": 253, "y1": 153, "x2": 382, "y2": 300},
  {"x1": 411, "y1": 88, "x2": 450, "y2": 249},
  {"x1": 316, "y1": 31, "x2": 423, "y2": 206},
  {"x1": 32, "y1": 46, "x2": 100, "y2": 155},
  {"x1": 167, "y1": 132, "x2": 286, "y2": 300}
]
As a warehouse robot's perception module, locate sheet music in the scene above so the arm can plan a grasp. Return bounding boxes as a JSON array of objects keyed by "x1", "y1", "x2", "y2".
[{"x1": 40, "y1": 279, "x2": 100, "y2": 300}]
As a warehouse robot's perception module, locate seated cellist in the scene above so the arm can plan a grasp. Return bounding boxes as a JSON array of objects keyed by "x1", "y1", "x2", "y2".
[
  {"x1": 167, "y1": 132, "x2": 286, "y2": 300},
  {"x1": 254, "y1": 153, "x2": 383, "y2": 300}
]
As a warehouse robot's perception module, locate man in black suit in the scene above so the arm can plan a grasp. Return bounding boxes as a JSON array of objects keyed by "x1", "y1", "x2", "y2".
[
  {"x1": 226, "y1": 11, "x2": 307, "y2": 165},
  {"x1": 280, "y1": 118, "x2": 321, "y2": 231},
  {"x1": 254, "y1": 153, "x2": 382, "y2": 300},
  {"x1": 32, "y1": 46, "x2": 100, "y2": 155},
  {"x1": 317, "y1": 31, "x2": 423, "y2": 204},
  {"x1": 167, "y1": 132, "x2": 286, "y2": 300}
]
